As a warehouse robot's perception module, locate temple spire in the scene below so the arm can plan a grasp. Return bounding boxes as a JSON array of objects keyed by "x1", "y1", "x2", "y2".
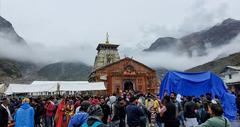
[{"x1": 106, "y1": 32, "x2": 109, "y2": 44}]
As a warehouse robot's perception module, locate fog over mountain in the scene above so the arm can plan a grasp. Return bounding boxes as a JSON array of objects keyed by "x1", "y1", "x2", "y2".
[
  {"x1": 1, "y1": 1, "x2": 240, "y2": 81},
  {"x1": 1, "y1": 16, "x2": 240, "y2": 71}
]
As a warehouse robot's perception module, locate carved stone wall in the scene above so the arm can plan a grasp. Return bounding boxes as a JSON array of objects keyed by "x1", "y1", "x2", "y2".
[{"x1": 94, "y1": 43, "x2": 120, "y2": 70}]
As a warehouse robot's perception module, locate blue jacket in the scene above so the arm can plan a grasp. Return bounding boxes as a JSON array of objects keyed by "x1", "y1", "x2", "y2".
[
  {"x1": 68, "y1": 112, "x2": 89, "y2": 127},
  {"x1": 126, "y1": 103, "x2": 144, "y2": 126},
  {"x1": 14, "y1": 103, "x2": 34, "y2": 127}
]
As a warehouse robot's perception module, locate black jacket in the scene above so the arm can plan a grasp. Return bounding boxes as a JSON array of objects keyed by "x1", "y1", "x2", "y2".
[
  {"x1": 100, "y1": 103, "x2": 110, "y2": 124},
  {"x1": 0, "y1": 105, "x2": 9, "y2": 127},
  {"x1": 126, "y1": 103, "x2": 145, "y2": 126},
  {"x1": 163, "y1": 102, "x2": 179, "y2": 127},
  {"x1": 163, "y1": 102, "x2": 177, "y2": 121},
  {"x1": 184, "y1": 101, "x2": 197, "y2": 118}
]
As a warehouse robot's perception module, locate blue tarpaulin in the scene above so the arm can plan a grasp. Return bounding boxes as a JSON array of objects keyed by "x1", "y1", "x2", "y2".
[{"x1": 159, "y1": 71, "x2": 237, "y2": 120}]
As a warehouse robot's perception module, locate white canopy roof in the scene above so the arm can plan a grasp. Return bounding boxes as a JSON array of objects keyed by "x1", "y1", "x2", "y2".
[
  {"x1": 60, "y1": 82, "x2": 106, "y2": 91},
  {"x1": 5, "y1": 81, "x2": 106, "y2": 95},
  {"x1": 226, "y1": 66, "x2": 240, "y2": 71},
  {"x1": 5, "y1": 84, "x2": 32, "y2": 95}
]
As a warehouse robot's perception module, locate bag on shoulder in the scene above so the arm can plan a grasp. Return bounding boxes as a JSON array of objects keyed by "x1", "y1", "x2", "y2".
[{"x1": 81, "y1": 121, "x2": 102, "y2": 127}]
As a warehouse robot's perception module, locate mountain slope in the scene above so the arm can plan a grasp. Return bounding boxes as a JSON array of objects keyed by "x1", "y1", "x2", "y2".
[
  {"x1": 0, "y1": 60, "x2": 21, "y2": 79},
  {"x1": 38, "y1": 62, "x2": 92, "y2": 81},
  {"x1": 0, "y1": 16, "x2": 28, "y2": 82},
  {"x1": 186, "y1": 52, "x2": 240, "y2": 74},
  {"x1": 145, "y1": 18, "x2": 240, "y2": 56},
  {"x1": 0, "y1": 16, "x2": 26, "y2": 45},
  {"x1": 144, "y1": 37, "x2": 178, "y2": 51}
]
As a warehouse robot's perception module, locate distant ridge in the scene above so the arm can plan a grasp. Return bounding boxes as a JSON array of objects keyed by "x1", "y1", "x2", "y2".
[
  {"x1": 0, "y1": 16, "x2": 27, "y2": 45},
  {"x1": 145, "y1": 18, "x2": 240, "y2": 56},
  {"x1": 186, "y1": 52, "x2": 240, "y2": 74}
]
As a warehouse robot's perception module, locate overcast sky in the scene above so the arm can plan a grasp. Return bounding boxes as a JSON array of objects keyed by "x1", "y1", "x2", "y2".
[
  {"x1": 2, "y1": 0, "x2": 240, "y2": 47},
  {"x1": 1, "y1": 0, "x2": 240, "y2": 69}
]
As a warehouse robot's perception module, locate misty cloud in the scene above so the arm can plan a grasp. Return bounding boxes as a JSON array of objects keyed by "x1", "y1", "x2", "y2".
[
  {"x1": 0, "y1": 0, "x2": 240, "y2": 71},
  {"x1": 178, "y1": 1, "x2": 229, "y2": 35},
  {"x1": 119, "y1": 34, "x2": 240, "y2": 71},
  {"x1": 0, "y1": 38, "x2": 97, "y2": 66},
  {"x1": 0, "y1": 33, "x2": 240, "y2": 72}
]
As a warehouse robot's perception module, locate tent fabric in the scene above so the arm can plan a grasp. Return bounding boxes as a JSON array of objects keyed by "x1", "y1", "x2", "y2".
[
  {"x1": 222, "y1": 92, "x2": 237, "y2": 120},
  {"x1": 5, "y1": 81, "x2": 106, "y2": 95},
  {"x1": 159, "y1": 71, "x2": 228, "y2": 98},
  {"x1": 60, "y1": 82, "x2": 106, "y2": 91},
  {"x1": 5, "y1": 84, "x2": 32, "y2": 95},
  {"x1": 4, "y1": 83, "x2": 58, "y2": 95},
  {"x1": 159, "y1": 71, "x2": 237, "y2": 120}
]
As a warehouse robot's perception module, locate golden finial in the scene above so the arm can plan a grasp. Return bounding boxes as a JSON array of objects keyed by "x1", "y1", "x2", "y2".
[{"x1": 106, "y1": 32, "x2": 109, "y2": 44}]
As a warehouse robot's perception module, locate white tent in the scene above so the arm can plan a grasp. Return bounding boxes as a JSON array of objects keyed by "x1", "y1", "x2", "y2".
[
  {"x1": 4, "y1": 84, "x2": 31, "y2": 95},
  {"x1": 4, "y1": 81, "x2": 106, "y2": 95},
  {"x1": 31, "y1": 81, "x2": 106, "y2": 91},
  {"x1": 60, "y1": 82, "x2": 106, "y2": 91}
]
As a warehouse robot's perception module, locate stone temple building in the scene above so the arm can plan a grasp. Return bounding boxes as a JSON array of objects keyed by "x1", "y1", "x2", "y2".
[{"x1": 89, "y1": 34, "x2": 158, "y2": 94}]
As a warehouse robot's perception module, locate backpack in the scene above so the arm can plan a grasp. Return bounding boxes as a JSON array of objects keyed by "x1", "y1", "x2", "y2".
[{"x1": 81, "y1": 121, "x2": 102, "y2": 127}]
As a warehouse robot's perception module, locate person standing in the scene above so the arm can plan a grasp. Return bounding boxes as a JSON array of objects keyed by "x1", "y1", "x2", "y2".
[
  {"x1": 126, "y1": 96, "x2": 145, "y2": 127},
  {"x1": 184, "y1": 96, "x2": 198, "y2": 127},
  {"x1": 145, "y1": 97, "x2": 155, "y2": 127},
  {"x1": 153, "y1": 97, "x2": 161, "y2": 127},
  {"x1": 0, "y1": 97, "x2": 12, "y2": 127},
  {"x1": 45, "y1": 97, "x2": 55, "y2": 127},
  {"x1": 14, "y1": 98, "x2": 35, "y2": 127},
  {"x1": 138, "y1": 98, "x2": 148, "y2": 127},
  {"x1": 31, "y1": 99, "x2": 42, "y2": 127},
  {"x1": 236, "y1": 93, "x2": 240, "y2": 119},
  {"x1": 162, "y1": 96, "x2": 179, "y2": 127},
  {"x1": 68, "y1": 101, "x2": 91, "y2": 127},
  {"x1": 82, "y1": 105, "x2": 108, "y2": 127},
  {"x1": 155, "y1": 99, "x2": 166, "y2": 127},
  {"x1": 100, "y1": 98, "x2": 110, "y2": 124},
  {"x1": 110, "y1": 97, "x2": 122, "y2": 127},
  {"x1": 196, "y1": 103, "x2": 231, "y2": 127},
  {"x1": 197, "y1": 102, "x2": 210, "y2": 124},
  {"x1": 170, "y1": 93, "x2": 184, "y2": 127},
  {"x1": 55, "y1": 99, "x2": 66, "y2": 127},
  {"x1": 118, "y1": 97, "x2": 127, "y2": 127},
  {"x1": 64, "y1": 100, "x2": 75, "y2": 126}
]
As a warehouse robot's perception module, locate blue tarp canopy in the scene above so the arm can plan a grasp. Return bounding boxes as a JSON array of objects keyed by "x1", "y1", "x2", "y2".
[{"x1": 159, "y1": 71, "x2": 237, "y2": 120}]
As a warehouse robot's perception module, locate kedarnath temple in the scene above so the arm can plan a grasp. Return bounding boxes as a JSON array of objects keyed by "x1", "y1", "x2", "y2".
[{"x1": 89, "y1": 33, "x2": 158, "y2": 94}]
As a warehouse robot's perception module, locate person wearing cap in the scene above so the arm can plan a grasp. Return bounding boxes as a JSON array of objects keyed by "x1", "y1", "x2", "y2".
[
  {"x1": 126, "y1": 96, "x2": 145, "y2": 127},
  {"x1": 68, "y1": 101, "x2": 91, "y2": 127},
  {"x1": 81, "y1": 105, "x2": 107, "y2": 127},
  {"x1": 14, "y1": 98, "x2": 35, "y2": 127},
  {"x1": 0, "y1": 97, "x2": 12, "y2": 127}
]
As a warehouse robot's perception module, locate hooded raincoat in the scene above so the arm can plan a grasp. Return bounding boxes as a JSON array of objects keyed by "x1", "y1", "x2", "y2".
[{"x1": 14, "y1": 102, "x2": 34, "y2": 127}]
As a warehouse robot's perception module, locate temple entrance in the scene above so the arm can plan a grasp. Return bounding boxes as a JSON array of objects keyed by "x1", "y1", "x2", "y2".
[{"x1": 123, "y1": 80, "x2": 134, "y2": 91}]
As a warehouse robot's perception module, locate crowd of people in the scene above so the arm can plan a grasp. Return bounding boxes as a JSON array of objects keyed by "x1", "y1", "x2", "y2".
[{"x1": 0, "y1": 90, "x2": 239, "y2": 127}]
